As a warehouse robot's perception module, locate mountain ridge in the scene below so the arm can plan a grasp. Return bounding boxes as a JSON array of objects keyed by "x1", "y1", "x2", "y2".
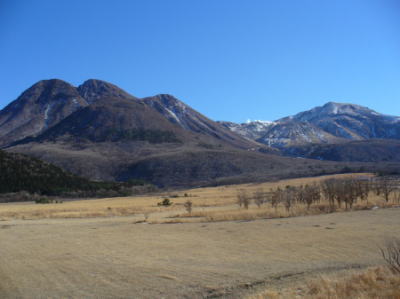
[
  {"x1": 220, "y1": 101, "x2": 400, "y2": 148},
  {"x1": 1, "y1": 79, "x2": 285, "y2": 186},
  {"x1": 2, "y1": 79, "x2": 400, "y2": 186}
]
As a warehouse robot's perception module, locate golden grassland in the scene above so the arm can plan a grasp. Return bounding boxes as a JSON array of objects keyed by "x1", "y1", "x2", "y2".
[
  {"x1": 0, "y1": 173, "x2": 397, "y2": 223},
  {"x1": 1, "y1": 207, "x2": 399, "y2": 298},
  {"x1": 1, "y1": 173, "x2": 399, "y2": 298},
  {"x1": 250, "y1": 266, "x2": 400, "y2": 299}
]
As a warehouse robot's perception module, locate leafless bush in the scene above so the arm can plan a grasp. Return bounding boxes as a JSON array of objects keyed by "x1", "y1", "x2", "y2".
[
  {"x1": 303, "y1": 184, "x2": 320, "y2": 210},
  {"x1": 270, "y1": 187, "x2": 281, "y2": 211},
  {"x1": 253, "y1": 188, "x2": 265, "y2": 208},
  {"x1": 354, "y1": 179, "x2": 370, "y2": 203},
  {"x1": 375, "y1": 177, "x2": 397, "y2": 202},
  {"x1": 283, "y1": 186, "x2": 295, "y2": 213},
  {"x1": 237, "y1": 189, "x2": 250, "y2": 209},
  {"x1": 321, "y1": 179, "x2": 338, "y2": 211},
  {"x1": 340, "y1": 179, "x2": 357, "y2": 210},
  {"x1": 394, "y1": 189, "x2": 400, "y2": 204},
  {"x1": 320, "y1": 178, "x2": 376, "y2": 211},
  {"x1": 184, "y1": 200, "x2": 193, "y2": 214},
  {"x1": 380, "y1": 238, "x2": 400, "y2": 274}
]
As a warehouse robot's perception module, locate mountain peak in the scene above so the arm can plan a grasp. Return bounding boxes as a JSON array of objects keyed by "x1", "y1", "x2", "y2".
[
  {"x1": 22, "y1": 79, "x2": 76, "y2": 100},
  {"x1": 33, "y1": 78, "x2": 71, "y2": 86},
  {"x1": 320, "y1": 101, "x2": 371, "y2": 115},
  {"x1": 0, "y1": 79, "x2": 88, "y2": 146},
  {"x1": 150, "y1": 94, "x2": 187, "y2": 110},
  {"x1": 77, "y1": 79, "x2": 135, "y2": 103},
  {"x1": 291, "y1": 101, "x2": 380, "y2": 123},
  {"x1": 13, "y1": 79, "x2": 82, "y2": 106}
]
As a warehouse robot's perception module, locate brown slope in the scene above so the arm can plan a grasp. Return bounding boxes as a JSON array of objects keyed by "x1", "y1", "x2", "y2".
[
  {"x1": 283, "y1": 139, "x2": 400, "y2": 162},
  {"x1": 142, "y1": 94, "x2": 261, "y2": 150},
  {"x1": 77, "y1": 79, "x2": 136, "y2": 103},
  {"x1": 0, "y1": 79, "x2": 88, "y2": 147},
  {"x1": 4, "y1": 79, "x2": 375, "y2": 187},
  {"x1": 6, "y1": 86, "x2": 262, "y2": 182},
  {"x1": 6, "y1": 93, "x2": 316, "y2": 185}
]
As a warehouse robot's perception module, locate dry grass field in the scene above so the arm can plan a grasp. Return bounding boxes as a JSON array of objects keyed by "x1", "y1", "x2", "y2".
[
  {"x1": 1, "y1": 173, "x2": 399, "y2": 298},
  {"x1": 0, "y1": 208, "x2": 399, "y2": 298},
  {"x1": 0, "y1": 173, "x2": 394, "y2": 223},
  {"x1": 250, "y1": 266, "x2": 400, "y2": 298}
]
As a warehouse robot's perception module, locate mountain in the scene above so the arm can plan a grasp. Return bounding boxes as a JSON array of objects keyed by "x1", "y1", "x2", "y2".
[
  {"x1": 142, "y1": 94, "x2": 258, "y2": 149},
  {"x1": 77, "y1": 79, "x2": 135, "y2": 103},
  {"x1": 282, "y1": 139, "x2": 400, "y2": 162},
  {"x1": 1, "y1": 79, "x2": 258, "y2": 150},
  {"x1": 221, "y1": 102, "x2": 400, "y2": 149},
  {"x1": 218, "y1": 120, "x2": 275, "y2": 140},
  {"x1": 288, "y1": 102, "x2": 400, "y2": 140},
  {"x1": 2, "y1": 79, "x2": 298, "y2": 186},
  {"x1": 0, "y1": 79, "x2": 88, "y2": 146},
  {"x1": 3, "y1": 80, "x2": 398, "y2": 186}
]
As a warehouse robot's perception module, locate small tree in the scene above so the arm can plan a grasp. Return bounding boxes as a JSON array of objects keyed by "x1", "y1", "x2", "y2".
[
  {"x1": 303, "y1": 184, "x2": 320, "y2": 210},
  {"x1": 184, "y1": 200, "x2": 193, "y2": 214},
  {"x1": 237, "y1": 189, "x2": 249, "y2": 209},
  {"x1": 158, "y1": 198, "x2": 172, "y2": 206},
  {"x1": 380, "y1": 238, "x2": 400, "y2": 274},
  {"x1": 283, "y1": 186, "x2": 294, "y2": 213},
  {"x1": 378, "y1": 177, "x2": 396, "y2": 203},
  {"x1": 394, "y1": 189, "x2": 400, "y2": 204},
  {"x1": 270, "y1": 188, "x2": 281, "y2": 212},
  {"x1": 253, "y1": 188, "x2": 265, "y2": 208},
  {"x1": 243, "y1": 195, "x2": 250, "y2": 209},
  {"x1": 321, "y1": 179, "x2": 337, "y2": 212}
]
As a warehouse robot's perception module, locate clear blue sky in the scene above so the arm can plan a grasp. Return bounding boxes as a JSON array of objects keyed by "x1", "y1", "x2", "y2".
[{"x1": 1, "y1": 0, "x2": 400, "y2": 122}]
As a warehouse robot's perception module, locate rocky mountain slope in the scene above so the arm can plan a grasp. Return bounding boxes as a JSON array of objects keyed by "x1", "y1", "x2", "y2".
[
  {"x1": 221, "y1": 102, "x2": 400, "y2": 149},
  {"x1": 0, "y1": 80, "x2": 88, "y2": 147},
  {"x1": 2, "y1": 80, "x2": 399, "y2": 186},
  {"x1": 282, "y1": 139, "x2": 400, "y2": 162},
  {"x1": 288, "y1": 102, "x2": 400, "y2": 140},
  {"x1": 2, "y1": 79, "x2": 258, "y2": 150},
  {"x1": 3, "y1": 79, "x2": 319, "y2": 186}
]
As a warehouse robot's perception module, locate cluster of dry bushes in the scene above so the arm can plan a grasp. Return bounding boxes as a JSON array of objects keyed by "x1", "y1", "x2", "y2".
[
  {"x1": 174, "y1": 176, "x2": 400, "y2": 222},
  {"x1": 237, "y1": 176, "x2": 400, "y2": 213}
]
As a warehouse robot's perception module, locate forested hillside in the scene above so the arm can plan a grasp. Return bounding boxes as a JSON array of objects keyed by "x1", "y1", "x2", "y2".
[{"x1": 0, "y1": 150, "x2": 152, "y2": 199}]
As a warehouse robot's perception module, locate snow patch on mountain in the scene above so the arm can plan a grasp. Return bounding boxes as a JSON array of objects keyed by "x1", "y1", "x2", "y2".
[{"x1": 165, "y1": 107, "x2": 182, "y2": 124}]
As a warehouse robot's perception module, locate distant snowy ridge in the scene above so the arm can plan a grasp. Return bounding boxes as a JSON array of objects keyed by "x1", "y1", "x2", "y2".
[{"x1": 220, "y1": 101, "x2": 400, "y2": 148}]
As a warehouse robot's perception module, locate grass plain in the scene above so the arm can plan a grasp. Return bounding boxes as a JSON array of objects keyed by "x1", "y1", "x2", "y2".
[
  {"x1": 0, "y1": 173, "x2": 390, "y2": 223},
  {"x1": 0, "y1": 173, "x2": 399, "y2": 298}
]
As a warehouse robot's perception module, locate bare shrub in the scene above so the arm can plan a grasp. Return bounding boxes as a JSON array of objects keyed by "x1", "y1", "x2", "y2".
[
  {"x1": 270, "y1": 188, "x2": 282, "y2": 212},
  {"x1": 303, "y1": 184, "x2": 320, "y2": 210},
  {"x1": 283, "y1": 186, "x2": 295, "y2": 213},
  {"x1": 394, "y1": 189, "x2": 400, "y2": 204},
  {"x1": 237, "y1": 189, "x2": 250, "y2": 209},
  {"x1": 376, "y1": 177, "x2": 397, "y2": 202},
  {"x1": 380, "y1": 238, "x2": 400, "y2": 274},
  {"x1": 321, "y1": 179, "x2": 337, "y2": 212},
  {"x1": 184, "y1": 200, "x2": 193, "y2": 214},
  {"x1": 253, "y1": 188, "x2": 265, "y2": 208}
]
